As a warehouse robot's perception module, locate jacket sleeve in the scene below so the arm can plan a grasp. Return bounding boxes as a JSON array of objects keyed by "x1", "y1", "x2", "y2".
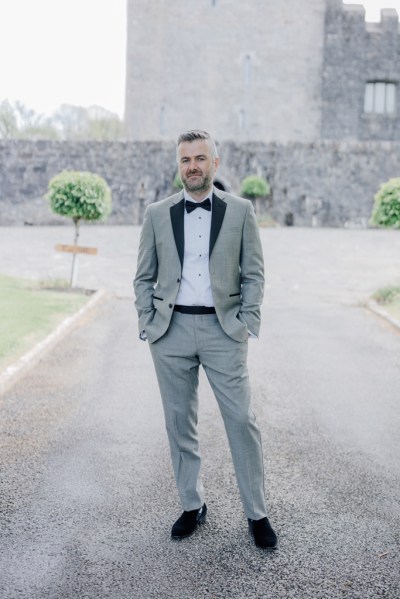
[
  {"x1": 133, "y1": 206, "x2": 158, "y2": 335},
  {"x1": 238, "y1": 202, "x2": 265, "y2": 337}
]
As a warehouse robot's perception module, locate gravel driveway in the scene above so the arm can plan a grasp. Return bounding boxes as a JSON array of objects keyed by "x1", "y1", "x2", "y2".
[{"x1": 0, "y1": 226, "x2": 399, "y2": 598}]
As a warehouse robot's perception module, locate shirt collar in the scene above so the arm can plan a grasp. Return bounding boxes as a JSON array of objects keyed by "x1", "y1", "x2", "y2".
[{"x1": 184, "y1": 188, "x2": 213, "y2": 204}]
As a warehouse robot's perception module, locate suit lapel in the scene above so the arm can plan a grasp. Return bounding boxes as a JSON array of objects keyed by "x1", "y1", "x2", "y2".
[
  {"x1": 170, "y1": 197, "x2": 185, "y2": 269},
  {"x1": 210, "y1": 192, "x2": 227, "y2": 257}
]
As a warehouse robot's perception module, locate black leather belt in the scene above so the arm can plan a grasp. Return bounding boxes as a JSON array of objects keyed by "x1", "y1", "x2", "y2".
[{"x1": 174, "y1": 305, "x2": 216, "y2": 315}]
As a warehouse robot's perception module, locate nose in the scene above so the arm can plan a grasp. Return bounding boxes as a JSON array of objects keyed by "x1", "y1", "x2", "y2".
[{"x1": 187, "y1": 160, "x2": 199, "y2": 171}]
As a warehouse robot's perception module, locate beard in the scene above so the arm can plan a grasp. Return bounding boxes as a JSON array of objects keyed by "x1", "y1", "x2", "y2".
[{"x1": 181, "y1": 170, "x2": 213, "y2": 194}]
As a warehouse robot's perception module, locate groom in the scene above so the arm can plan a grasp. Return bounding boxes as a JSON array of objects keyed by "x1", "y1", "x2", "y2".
[{"x1": 134, "y1": 130, "x2": 277, "y2": 550}]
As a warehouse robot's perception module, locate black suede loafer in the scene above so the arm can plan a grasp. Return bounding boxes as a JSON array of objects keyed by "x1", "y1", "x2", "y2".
[
  {"x1": 248, "y1": 516, "x2": 278, "y2": 550},
  {"x1": 171, "y1": 503, "x2": 207, "y2": 539}
]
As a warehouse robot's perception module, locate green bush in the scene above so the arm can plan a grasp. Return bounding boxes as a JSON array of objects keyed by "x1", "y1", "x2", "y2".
[
  {"x1": 370, "y1": 178, "x2": 400, "y2": 229},
  {"x1": 46, "y1": 170, "x2": 112, "y2": 223},
  {"x1": 373, "y1": 285, "x2": 400, "y2": 305},
  {"x1": 173, "y1": 172, "x2": 184, "y2": 190},
  {"x1": 240, "y1": 175, "x2": 270, "y2": 198}
]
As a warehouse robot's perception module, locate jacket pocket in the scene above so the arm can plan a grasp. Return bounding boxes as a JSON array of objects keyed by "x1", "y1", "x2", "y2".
[
  {"x1": 153, "y1": 296, "x2": 164, "y2": 301},
  {"x1": 229, "y1": 292, "x2": 241, "y2": 297}
]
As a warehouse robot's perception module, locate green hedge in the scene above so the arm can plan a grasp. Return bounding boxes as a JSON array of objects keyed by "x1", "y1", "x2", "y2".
[{"x1": 370, "y1": 178, "x2": 400, "y2": 229}]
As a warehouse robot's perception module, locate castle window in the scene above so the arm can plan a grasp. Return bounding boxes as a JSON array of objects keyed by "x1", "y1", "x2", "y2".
[
  {"x1": 238, "y1": 109, "x2": 246, "y2": 130},
  {"x1": 364, "y1": 82, "x2": 397, "y2": 114},
  {"x1": 244, "y1": 55, "x2": 252, "y2": 87},
  {"x1": 160, "y1": 106, "x2": 166, "y2": 135}
]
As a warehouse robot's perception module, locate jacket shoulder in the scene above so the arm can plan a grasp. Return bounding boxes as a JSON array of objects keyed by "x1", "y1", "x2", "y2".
[
  {"x1": 216, "y1": 191, "x2": 252, "y2": 210},
  {"x1": 147, "y1": 191, "x2": 183, "y2": 212}
]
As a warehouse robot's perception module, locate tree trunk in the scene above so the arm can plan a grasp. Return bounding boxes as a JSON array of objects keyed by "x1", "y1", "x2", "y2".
[{"x1": 70, "y1": 218, "x2": 80, "y2": 287}]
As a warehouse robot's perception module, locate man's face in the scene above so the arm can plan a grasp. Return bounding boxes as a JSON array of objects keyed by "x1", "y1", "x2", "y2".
[{"x1": 177, "y1": 139, "x2": 220, "y2": 197}]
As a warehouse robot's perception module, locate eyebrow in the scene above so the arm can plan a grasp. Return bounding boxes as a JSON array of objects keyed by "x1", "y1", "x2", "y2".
[{"x1": 180, "y1": 154, "x2": 207, "y2": 161}]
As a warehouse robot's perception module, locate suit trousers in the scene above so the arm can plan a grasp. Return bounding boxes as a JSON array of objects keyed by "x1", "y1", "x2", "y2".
[{"x1": 149, "y1": 311, "x2": 268, "y2": 520}]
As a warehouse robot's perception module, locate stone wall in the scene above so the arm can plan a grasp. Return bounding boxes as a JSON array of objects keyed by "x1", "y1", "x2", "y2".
[
  {"x1": 0, "y1": 140, "x2": 177, "y2": 226},
  {"x1": 322, "y1": 0, "x2": 400, "y2": 141},
  {"x1": 125, "y1": 0, "x2": 326, "y2": 142},
  {"x1": 125, "y1": 1, "x2": 400, "y2": 144},
  {"x1": 1, "y1": 140, "x2": 400, "y2": 227}
]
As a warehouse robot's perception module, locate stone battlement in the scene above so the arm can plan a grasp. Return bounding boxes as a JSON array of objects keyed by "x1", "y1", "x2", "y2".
[
  {"x1": 341, "y1": 2, "x2": 399, "y2": 32},
  {"x1": 322, "y1": 1, "x2": 400, "y2": 140}
]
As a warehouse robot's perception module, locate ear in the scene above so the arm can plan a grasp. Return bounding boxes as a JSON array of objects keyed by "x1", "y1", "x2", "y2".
[{"x1": 214, "y1": 156, "x2": 220, "y2": 171}]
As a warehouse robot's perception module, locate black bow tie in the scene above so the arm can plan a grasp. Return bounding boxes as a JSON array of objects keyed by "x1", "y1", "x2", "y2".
[{"x1": 185, "y1": 198, "x2": 211, "y2": 214}]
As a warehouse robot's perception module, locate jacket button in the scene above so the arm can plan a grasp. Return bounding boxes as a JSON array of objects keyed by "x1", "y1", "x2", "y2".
[
  {"x1": 169, "y1": 304, "x2": 173, "y2": 308},
  {"x1": 177, "y1": 278, "x2": 180, "y2": 283}
]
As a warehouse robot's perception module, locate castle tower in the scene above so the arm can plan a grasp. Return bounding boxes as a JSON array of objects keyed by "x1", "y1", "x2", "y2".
[
  {"x1": 322, "y1": 0, "x2": 400, "y2": 140},
  {"x1": 125, "y1": 0, "x2": 327, "y2": 142}
]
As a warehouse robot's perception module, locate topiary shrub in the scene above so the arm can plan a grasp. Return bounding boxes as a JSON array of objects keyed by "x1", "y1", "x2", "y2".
[
  {"x1": 240, "y1": 175, "x2": 270, "y2": 199},
  {"x1": 173, "y1": 172, "x2": 184, "y2": 190},
  {"x1": 45, "y1": 170, "x2": 112, "y2": 285},
  {"x1": 47, "y1": 170, "x2": 111, "y2": 223},
  {"x1": 370, "y1": 178, "x2": 400, "y2": 229}
]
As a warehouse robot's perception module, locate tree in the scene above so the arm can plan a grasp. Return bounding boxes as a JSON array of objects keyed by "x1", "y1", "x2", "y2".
[
  {"x1": 0, "y1": 101, "x2": 124, "y2": 141},
  {"x1": 85, "y1": 105, "x2": 124, "y2": 140},
  {"x1": 0, "y1": 100, "x2": 18, "y2": 139},
  {"x1": 13, "y1": 101, "x2": 45, "y2": 133},
  {"x1": 240, "y1": 175, "x2": 271, "y2": 215},
  {"x1": 46, "y1": 171, "x2": 112, "y2": 285},
  {"x1": 0, "y1": 100, "x2": 60, "y2": 139},
  {"x1": 370, "y1": 178, "x2": 400, "y2": 229},
  {"x1": 19, "y1": 123, "x2": 60, "y2": 140},
  {"x1": 52, "y1": 104, "x2": 89, "y2": 139},
  {"x1": 53, "y1": 104, "x2": 124, "y2": 140}
]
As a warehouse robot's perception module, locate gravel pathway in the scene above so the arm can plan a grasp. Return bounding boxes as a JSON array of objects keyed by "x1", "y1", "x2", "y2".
[{"x1": 0, "y1": 226, "x2": 399, "y2": 598}]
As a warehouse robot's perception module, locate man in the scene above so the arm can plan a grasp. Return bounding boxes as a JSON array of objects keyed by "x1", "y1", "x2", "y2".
[{"x1": 134, "y1": 130, "x2": 277, "y2": 550}]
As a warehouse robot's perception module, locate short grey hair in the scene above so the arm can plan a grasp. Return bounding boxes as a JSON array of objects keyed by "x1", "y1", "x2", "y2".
[{"x1": 176, "y1": 129, "x2": 219, "y2": 160}]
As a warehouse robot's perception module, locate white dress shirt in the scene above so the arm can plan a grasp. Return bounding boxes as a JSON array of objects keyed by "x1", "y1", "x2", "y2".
[{"x1": 175, "y1": 190, "x2": 214, "y2": 307}]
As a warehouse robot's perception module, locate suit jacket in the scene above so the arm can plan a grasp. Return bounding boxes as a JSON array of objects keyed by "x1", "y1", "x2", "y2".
[{"x1": 133, "y1": 188, "x2": 264, "y2": 343}]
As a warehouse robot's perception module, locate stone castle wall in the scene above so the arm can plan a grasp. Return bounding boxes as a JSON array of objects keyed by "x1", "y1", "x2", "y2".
[
  {"x1": 125, "y1": 0, "x2": 326, "y2": 142},
  {"x1": 1, "y1": 140, "x2": 399, "y2": 228},
  {"x1": 322, "y1": 0, "x2": 400, "y2": 141},
  {"x1": 125, "y1": 0, "x2": 400, "y2": 143}
]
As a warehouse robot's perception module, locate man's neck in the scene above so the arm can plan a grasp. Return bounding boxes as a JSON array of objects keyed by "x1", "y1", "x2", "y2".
[{"x1": 184, "y1": 186, "x2": 213, "y2": 203}]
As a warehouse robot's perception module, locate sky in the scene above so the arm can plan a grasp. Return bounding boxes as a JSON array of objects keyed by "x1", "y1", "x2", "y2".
[
  {"x1": 0, "y1": 0, "x2": 126, "y2": 117},
  {"x1": 0, "y1": 0, "x2": 399, "y2": 120},
  {"x1": 345, "y1": 0, "x2": 400, "y2": 19}
]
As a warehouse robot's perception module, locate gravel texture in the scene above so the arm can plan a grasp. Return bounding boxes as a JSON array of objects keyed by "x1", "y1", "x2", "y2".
[{"x1": 0, "y1": 226, "x2": 399, "y2": 598}]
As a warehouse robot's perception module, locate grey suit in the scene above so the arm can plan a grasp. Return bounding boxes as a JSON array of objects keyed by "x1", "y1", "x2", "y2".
[
  {"x1": 134, "y1": 189, "x2": 264, "y2": 343},
  {"x1": 134, "y1": 188, "x2": 268, "y2": 519}
]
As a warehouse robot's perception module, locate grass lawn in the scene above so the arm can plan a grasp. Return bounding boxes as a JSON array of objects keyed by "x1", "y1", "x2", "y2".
[
  {"x1": 0, "y1": 274, "x2": 90, "y2": 371},
  {"x1": 384, "y1": 297, "x2": 400, "y2": 322},
  {"x1": 373, "y1": 285, "x2": 400, "y2": 323}
]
